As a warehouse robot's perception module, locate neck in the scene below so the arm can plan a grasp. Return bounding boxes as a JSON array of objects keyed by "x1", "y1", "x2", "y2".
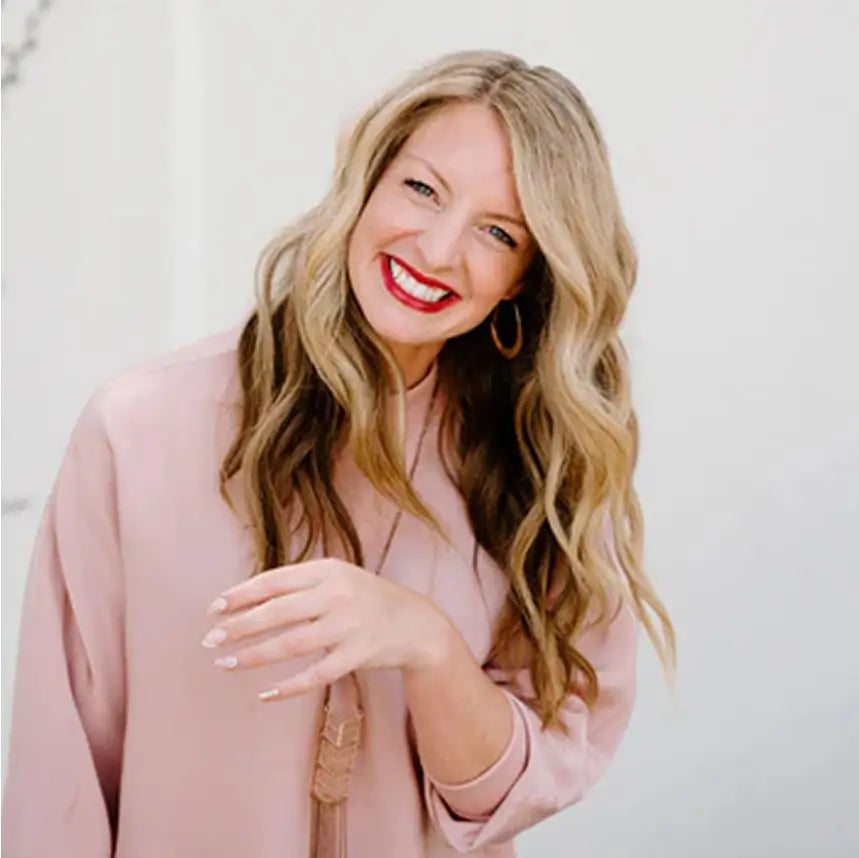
[{"x1": 384, "y1": 340, "x2": 443, "y2": 390}]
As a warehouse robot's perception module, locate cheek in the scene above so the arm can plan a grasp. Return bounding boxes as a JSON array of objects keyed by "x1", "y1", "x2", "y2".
[
  {"x1": 349, "y1": 207, "x2": 375, "y2": 259},
  {"x1": 347, "y1": 200, "x2": 388, "y2": 281},
  {"x1": 467, "y1": 255, "x2": 524, "y2": 305},
  {"x1": 352, "y1": 190, "x2": 414, "y2": 254}
]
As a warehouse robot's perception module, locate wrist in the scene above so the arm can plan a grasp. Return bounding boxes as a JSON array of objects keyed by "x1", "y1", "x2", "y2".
[{"x1": 405, "y1": 603, "x2": 457, "y2": 673}]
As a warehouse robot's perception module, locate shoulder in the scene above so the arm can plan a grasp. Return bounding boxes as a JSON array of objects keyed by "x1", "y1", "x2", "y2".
[{"x1": 73, "y1": 323, "x2": 244, "y2": 451}]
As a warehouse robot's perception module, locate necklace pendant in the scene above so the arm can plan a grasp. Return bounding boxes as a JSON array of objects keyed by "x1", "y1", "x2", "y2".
[{"x1": 311, "y1": 703, "x2": 363, "y2": 804}]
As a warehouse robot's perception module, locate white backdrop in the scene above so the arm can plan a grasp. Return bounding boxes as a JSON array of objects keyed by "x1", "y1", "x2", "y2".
[{"x1": 2, "y1": 1, "x2": 857, "y2": 855}]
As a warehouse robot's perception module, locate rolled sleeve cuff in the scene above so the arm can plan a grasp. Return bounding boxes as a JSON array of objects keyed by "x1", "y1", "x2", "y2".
[{"x1": 425, "y1": 692, "x2": 529, "y2": 821}]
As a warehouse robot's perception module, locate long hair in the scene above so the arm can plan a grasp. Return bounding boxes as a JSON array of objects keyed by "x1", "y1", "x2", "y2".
[{"x1": 220, "y1": 50, "x2": 676, "y2": 729}]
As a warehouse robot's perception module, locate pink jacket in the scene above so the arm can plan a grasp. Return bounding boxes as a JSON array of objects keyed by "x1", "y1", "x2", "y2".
[{"x1": 1, "y1": 326, "x2": 638, "y2": 857}]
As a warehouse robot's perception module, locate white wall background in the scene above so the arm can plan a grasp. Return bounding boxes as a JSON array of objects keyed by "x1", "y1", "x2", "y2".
[{"x1": 2, "y1": 1, "x2": 856, "y2": 855}]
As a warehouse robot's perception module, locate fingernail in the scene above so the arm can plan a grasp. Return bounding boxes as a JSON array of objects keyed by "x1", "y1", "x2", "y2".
[
  {"x1": 207, "y1": 597, "x2": 227, "y2": 615},
  {"x1": 214, "y1": 656, "x2": 238, "y2": 669},
  {"x1": 258, "y1": 688, "x2": 280, "y2": 701},
  {"x1": 201, "y1": 628, "x2": 227, "y2": 648}
]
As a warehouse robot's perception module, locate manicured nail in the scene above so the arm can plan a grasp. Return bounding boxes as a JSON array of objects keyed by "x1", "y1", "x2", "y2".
[
  {"x1": 207, "y1": 597, "x2": 227, "y2": 615},
  {"x1": 201, "y1": 628, "x2": 227, "y2": 648},
  {"x1": 258, "y1": 688, "x2": 280, "y2": 701},
  {"x1": 214, "y1": 656, "x2": 238, "y2": 670}
]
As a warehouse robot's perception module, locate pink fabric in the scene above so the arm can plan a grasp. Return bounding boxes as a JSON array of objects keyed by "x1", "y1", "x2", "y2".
[
  {"x1": 1, "y1": 326, "x2": 638, "y2": 858},
  {"x1": 425, "y1": 693, "x2": 528, "y2": 821}
]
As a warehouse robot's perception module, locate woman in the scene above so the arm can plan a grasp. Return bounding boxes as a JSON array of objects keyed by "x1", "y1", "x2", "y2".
[{"x1": 2, "y1": 50, "x2": 675, "y2": 857}]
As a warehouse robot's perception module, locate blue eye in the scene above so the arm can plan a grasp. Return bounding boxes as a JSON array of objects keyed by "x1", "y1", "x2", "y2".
[
  {"x1": 404, "y1": 178, "x2": 436, "y2": 199},
  {"x1": 488, "y1": 224, "x2": 517, "y2": 249}
]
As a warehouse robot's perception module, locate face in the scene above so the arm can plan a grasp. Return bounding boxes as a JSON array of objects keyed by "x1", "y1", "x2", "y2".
[{"x1": 347, "y1": 101, "x2": 535, "y2": 380}]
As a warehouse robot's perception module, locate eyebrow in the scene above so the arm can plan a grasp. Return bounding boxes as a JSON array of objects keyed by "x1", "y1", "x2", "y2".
[{"x1": 401, "y1": 151, "x2": 528, "y2": 231}]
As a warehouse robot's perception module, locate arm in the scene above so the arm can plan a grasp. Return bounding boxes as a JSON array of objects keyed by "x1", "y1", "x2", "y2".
[
  {"x1": 407, "y1": 541, "x2": 638, "y2": 849},
  {"x1": 1, "y1": 393, "x2": 127, "y2": 857},
  {"x1": 402, "y1": 618, "x2": 528, "y2": 820}
]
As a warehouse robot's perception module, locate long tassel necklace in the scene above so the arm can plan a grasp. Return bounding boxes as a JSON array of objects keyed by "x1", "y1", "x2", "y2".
[{"x1": 309, "y1": 376, "x2": 439, "y2": 858}]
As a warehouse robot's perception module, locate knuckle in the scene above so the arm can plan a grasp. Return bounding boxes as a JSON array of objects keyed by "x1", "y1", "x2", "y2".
[
  {"x1": 320, "y1": 575, "x2": 345, "y2": 601},
  {"x1": 279, "y1": 621, "x2": 318, "y2": 656},
  {"x1": 317, "y1": 558, "x2": 341, "y2": 582},
  {"x1": 236, "y1": 647, "x2": 262, "y2": 668},
  {"x1": 246, "y1": 638, "x2": 283, "y2": 665},
  {"x1": 276, "y1": 591, "x2": 305, "y2": 624},
  {"x1": 226, "y1": 611, "x2": 259, "y2": 640},
  {"x1": 331, "y1": 574, "x2": 356, "y2": 601},
  {"x1": 267, "y1": 574, "x2": 288, "y2": 599},
  {"x1": 257, "y1": 568, "x2": 286, "y2": 600},
  {"x1": 255, "y1": 599, "x2": 281, "y2": 626},
  {"x1": 310, "y1": 665, "x2": 332, "y2": 687},
  {"x1": 328, "y1": 585, "x2": 348, "y2": 606},
  {"x1": 283, "y1": 630, "x2": 308, "y2": 654}
]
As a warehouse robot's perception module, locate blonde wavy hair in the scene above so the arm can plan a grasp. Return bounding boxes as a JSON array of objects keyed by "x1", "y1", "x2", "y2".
[{"x1": 220, "y1": 50, "x2": 676, "y2": 729}]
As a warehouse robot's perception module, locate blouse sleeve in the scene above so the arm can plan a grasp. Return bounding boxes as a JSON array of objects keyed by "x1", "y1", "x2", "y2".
[
  {"x1": 422, "y1": 525, "x2": 638, "y2": 851},
  {"x1": 1, "y1": 392, "x2": 127, "y2": 858}
]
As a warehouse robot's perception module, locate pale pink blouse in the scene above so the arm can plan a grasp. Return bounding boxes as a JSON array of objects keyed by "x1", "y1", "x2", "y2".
[{"x1": 1, "y1": 326, "x2": 638, "y2": 857}]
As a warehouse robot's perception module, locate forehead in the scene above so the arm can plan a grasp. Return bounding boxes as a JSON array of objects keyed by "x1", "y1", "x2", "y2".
[{"x1": 398, "y1": 103, "x2": 521, "y2": 205}]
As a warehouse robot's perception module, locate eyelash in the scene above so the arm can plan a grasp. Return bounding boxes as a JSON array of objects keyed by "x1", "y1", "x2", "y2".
[
  {"x1": 487, "y1": 224, "x2": 517, "y2": 249},
  {"x1": 403, "y1": 178, "x2": 518, "y2": 249},
  {"x1": 405, "y1": 178, "x2": 435, "y2": 199}
]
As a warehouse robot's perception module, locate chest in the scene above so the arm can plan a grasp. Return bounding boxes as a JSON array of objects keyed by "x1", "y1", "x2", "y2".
[{"x1": 332, "y1": 439, "x2": 511, "y2": 667}]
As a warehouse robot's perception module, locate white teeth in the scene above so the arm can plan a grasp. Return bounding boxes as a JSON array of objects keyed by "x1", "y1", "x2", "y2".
[{"x1": 388, "y1": 258, "x2": 450, "y2": 303}]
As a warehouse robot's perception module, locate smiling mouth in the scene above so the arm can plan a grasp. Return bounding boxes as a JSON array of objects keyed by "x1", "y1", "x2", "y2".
[{"x1": 380, "y1": 255, "x2": 460, "y2": 313}]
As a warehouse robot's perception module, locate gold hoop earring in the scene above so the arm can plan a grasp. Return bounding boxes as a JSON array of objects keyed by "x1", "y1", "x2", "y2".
[{"x1": 490, "y1": 300, "x2": 523, "y2": 359}]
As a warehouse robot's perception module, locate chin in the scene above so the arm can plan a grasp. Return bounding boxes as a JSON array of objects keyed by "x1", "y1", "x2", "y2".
[
  {"x1": 351, "y1": 283, "x2": 432, "y2": 343},
  {"x1": 363, "y1": 311, "x2": 434, "y2": 349}
]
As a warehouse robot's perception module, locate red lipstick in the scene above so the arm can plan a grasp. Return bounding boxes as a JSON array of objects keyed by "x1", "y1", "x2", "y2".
[{"x1": 380, "y1": 255, "x2": 460, "y2": 314}]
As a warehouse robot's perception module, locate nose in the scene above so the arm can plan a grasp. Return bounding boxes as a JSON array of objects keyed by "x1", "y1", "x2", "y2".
[{"x1": 414, "y1": 208, "x2": 467, "y2": 273}]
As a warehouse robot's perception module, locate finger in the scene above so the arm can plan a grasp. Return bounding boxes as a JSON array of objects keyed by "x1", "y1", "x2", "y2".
[
  {"x1": 256, "y1": 643, "x2": 365, "y2": 702},
  {"x1": 202, "y1": 587, "x2": 329, "y2": 649},
  {"x1": 206, "y1": 559, "x2": 332, "y2": 616},
  {"x1": 213, "y1": 617, "x2": 340, "y2": 672}
]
